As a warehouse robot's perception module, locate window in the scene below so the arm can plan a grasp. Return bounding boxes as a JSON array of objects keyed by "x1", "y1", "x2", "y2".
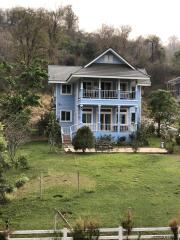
[
  {"x1": 82, "y1": 108, "x2": 92, "y2": 124},
  {"x1": 61, "y1": 84, "x2": 72, "y2": 95},
  {"x1": 116, "y1": 108, "x2": 128, "y2": 125},
  {"x1": 131, "y1": 112, "x2": 136, "y2": 124},
  {"x1": 60, "y1": 110, "x2": 72, "y2": 122}
]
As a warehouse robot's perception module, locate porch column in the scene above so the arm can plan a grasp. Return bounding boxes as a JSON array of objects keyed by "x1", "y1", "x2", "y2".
[
  {"x1": 98, "y1": 105, "x2": 101, "y2": 131},
  {"x1": 98, "y1": 79, "x2": 101, "y2": 99},
  {"x1": 80, "y1": 80, "x2": 83, "y2": 98},
  {"x1": 117, "y1": 105, "x2": 120, "y2": 132},
  {"x1": 80, "y1": 105, "x2": 83, "y2": 125},
  {"x1": 118, "y1": 79, "x2": 121, "y2": 99},
  {"x1": 135, "y1": 106, "x2": 138, "y2": 131}
]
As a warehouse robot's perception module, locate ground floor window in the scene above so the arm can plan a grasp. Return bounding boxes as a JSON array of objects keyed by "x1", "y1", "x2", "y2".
[
  {"x1": 116, "y1": 108, "x2": 128, "y2": 125},
  {"x1": 131, "y1": 112, "x2": 136, "y2": 124},
  {"x1": 82, "y1": 108, "x2": 92, "y2": 124},
  {"x1": 60, "y1": 110, "x2": 72, "y2": 122}
]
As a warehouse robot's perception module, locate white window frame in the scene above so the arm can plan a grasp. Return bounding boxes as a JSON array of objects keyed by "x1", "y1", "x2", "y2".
[
  {"x1": 82, "y1": 108, "x2": 93, "y2": 124},
  {"x1": 60, "y1": 110, "x2": 72, "y2": 122},
  {"x1": 116, "y1": 108, "x2": 128, "y2": 125},
  {"x1": 61, "y1": 84, "x2": 72, "y2": 95}
]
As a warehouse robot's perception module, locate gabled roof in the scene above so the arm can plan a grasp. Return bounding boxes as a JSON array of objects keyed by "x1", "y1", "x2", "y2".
[
  {"x1": 48, "y1": 65, "x2": 81, "y2": 83},
  {"x1": 84, "y1": 48, "x2": 135, "y2": 69},
  {"x1": 48, "y1": 48, "x2": 151, "y2": 86}
]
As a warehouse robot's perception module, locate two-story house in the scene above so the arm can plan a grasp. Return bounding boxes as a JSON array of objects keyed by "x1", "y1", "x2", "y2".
[{"x1": 48, "y1": 48, "x2": 151, "y2": 144}]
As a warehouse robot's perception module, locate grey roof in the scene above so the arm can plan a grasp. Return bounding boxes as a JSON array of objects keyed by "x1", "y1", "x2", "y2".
[
  {"x1": 48, "y1": 64, "x2": 150, "y2": 86},
  {"x1": 48, "y1": 65, "x2": 81, "y2": 83},
  {"x1": 72, "y1": 64, "x2": 149, "y2": 78},
  {"x1": 168, "y1": 77, "x2": 180, "y2": 85}
]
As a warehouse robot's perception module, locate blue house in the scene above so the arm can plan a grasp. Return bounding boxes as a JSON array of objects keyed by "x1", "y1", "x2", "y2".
[{"x1": 48, "y1": 48, "x2": 151, "y2": 144}]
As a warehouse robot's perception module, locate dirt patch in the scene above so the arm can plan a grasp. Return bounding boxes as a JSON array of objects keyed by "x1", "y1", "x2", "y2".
[{"x1": 12, "y1": 172, "x2": 95, "y2": 199}]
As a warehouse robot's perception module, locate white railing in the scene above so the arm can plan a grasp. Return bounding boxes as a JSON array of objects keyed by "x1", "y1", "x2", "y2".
[
  {"x1": 69, "y1": 124, "x2": 137, "y2": 135},
  {"x1": 61, "y1": 127, "x2": 71, "y2": 143},
  {"x1": 83, "y1": 90, "x2": 99, "y2": 98},
  {"x1": 101, "y1": 90, "x2": 118, "y2": 99},
  {"x1": 120, "y1": 91, "x2": 136, "y2": 99},
  {"x1": 3, "y1": 226, "x2": 178, "y2": 240},
  {"x1": 82, "y1": 90, "x2": 136, "y2": 99}
]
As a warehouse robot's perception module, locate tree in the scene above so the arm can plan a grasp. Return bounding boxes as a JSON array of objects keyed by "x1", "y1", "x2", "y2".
[
  {"x1": 0, "y1": 123, "x2": 10, "y2": 203},
  {"x1": 0, "y1": 60, "x2": 47, "y2": 120},
  {"x1": 4, "y1": 113, "x2": 29, "y2": 163},
  {"x1": 72, "y1": 126, "x2": 94, "y2": 153},
  {"x1": 46, "y1": 112, "x2": 62, "y2": 151},
  {"x1": 148, "y1": 90, "x2": 179, "y2": 137}
]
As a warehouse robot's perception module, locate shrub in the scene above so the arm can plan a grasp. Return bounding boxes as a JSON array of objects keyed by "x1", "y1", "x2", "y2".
[
  {"x1": 129, "y1": 123, "x2": 151, "y2": 152},
  {"x1": 72, "y1": 126, "x2": 94, "y2": 152},
  {"x1": 95, "y1": 135, "x2": 115, "y2": 151},
  {"x1": 0, "y1": 232, "x2": 8, "y2": 240},
  {"x1": 6, "y1": 185, "x2": 14, "y2": 194},
  {"x1": 72, "y1": 218, "x2": 100, "y2": 240},
  {"x1": 169, "y1": 218, "x2": 179, "y2": 240},
  {"x1": 116, "y1": 136, "x2": 126, "y2": 146},
  {"x1": 166, "y1": 141, "x2": 175, "y2": 154},
  {"x1": 121, "y1": 210, "x2": 133, "y2": 238},
  {"x1": 46, "y1": 112, "x2": 62, "y2": 150},
  {"x1": 175, "y1": 135, "x2": 180, "y2": 145},
  {"x1": 15, "y1": 176, "x2": 29, "y2": 188},
  {"x1": 37, "y1": 112, "x2": 51, "y2": 136},
  {"x1": 16, "y1": 155, "x2": 29, "y2": 169}
]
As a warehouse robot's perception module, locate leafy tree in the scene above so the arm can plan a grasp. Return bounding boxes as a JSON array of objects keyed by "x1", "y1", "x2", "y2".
[
  {"x1": 72, "y1": 126, "x2": 94, "y2": 153},
  {"x1": 0, "y1": 123, "x2": 10, "y2": 203},
  {"x1": 148, "y1": 90, "x2": 179, "y2": 137},
  {"x1": 0, "y1": 60, "x2": 47, "y2": 120},
  {"x1": 46, "y1": 112, "x2": 62, "y2": 151}
]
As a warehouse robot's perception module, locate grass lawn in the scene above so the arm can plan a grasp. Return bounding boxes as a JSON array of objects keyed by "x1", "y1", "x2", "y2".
[{"x1": 1, "y1": 141, "x2": 180, "y2": 230}]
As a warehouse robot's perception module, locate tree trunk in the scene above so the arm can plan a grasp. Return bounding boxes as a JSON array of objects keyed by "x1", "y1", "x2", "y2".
[{"x1": 157, "y1": 119, "x2": 161, "y2": 137}]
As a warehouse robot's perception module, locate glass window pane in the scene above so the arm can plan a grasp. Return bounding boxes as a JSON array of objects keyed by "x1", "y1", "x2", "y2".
[
  {"x1": 61, "y1": 111, "x2": 65, "y2": 121},
  {"x1": 62, "y1": 85, "x2": 66, "y2": 93},
  {"x1": 66, "y1": 112, "x2": 70, "y2": 121},
  {"x1": 131, "y1": 113, "x2": 135, "y2": 123},
  {"x1": 66, "y1": 85, "x2": 71, "y2": 93},
  {"x1": 86, "y1": 114, "x2": 91, "y2": 123},
  {"x1": 82, "y1": 114, "x2": 86, "y2": 123}
]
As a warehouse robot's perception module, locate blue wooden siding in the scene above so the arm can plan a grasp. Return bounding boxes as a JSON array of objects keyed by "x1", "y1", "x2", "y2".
[
  {"x1": 56, "y1": 84, "x2": 75, "y2": 127},
  {"x1": 55, "y1": 79, "x2": 142, "y2": 139}
]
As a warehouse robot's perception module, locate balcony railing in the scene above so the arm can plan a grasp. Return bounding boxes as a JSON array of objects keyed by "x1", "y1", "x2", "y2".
[
  {"x1": 82, "y1": 90, "x2": 136, "y2": 99},
  {"x1": 69, "y1": 123, "x2": 137, "y2": 135}
]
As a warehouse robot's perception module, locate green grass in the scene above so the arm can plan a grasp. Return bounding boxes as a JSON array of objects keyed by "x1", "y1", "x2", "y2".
[{"x1": 1, "y1": 141, "x2": 180, "y2": 230}]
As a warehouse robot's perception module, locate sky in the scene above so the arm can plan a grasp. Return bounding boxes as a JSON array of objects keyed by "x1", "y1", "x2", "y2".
[{"x1": 0, "y1": 0, "x2": 180, "y2": 44}]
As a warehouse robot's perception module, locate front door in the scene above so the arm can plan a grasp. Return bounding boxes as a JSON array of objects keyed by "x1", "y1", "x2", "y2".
[{"x1": 100, "y1": 112, "x2": 111, "y2": 131}]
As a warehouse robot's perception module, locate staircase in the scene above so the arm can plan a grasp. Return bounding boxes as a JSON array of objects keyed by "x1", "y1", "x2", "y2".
[{"x1": 63, "y1": 134, "x2": 71, "y2": 145}]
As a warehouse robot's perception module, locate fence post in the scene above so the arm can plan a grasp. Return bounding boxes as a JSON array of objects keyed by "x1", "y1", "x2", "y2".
[
  {"x1": 119, "y1": 226, "x2": 123, "y2": 240},
  {"x1": 62, "y1": 228, "x2": 68, "y2": 240}
]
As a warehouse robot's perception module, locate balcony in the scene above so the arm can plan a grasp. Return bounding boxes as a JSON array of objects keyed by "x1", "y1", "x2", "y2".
[{"x1": 82, "y1": 90, "x2": 136, "y2": 99}]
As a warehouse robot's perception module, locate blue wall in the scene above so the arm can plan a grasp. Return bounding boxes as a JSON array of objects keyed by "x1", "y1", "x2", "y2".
[
  {"x1": 56, "y1": 84, "x2": 75, "y2": 127},
  {"x1": 55, "y1": 80, "x2": 141, "y2": 132}
]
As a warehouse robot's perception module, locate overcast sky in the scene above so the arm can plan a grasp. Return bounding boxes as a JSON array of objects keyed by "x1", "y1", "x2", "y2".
[{"x1": 0, "y1": 0, "x2": 179, "y2": 44}]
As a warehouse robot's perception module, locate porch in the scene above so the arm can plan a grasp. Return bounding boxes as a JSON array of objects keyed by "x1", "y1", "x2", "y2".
[{"x1": 61, "y1": 105, "x2": 139, "y2": 142}]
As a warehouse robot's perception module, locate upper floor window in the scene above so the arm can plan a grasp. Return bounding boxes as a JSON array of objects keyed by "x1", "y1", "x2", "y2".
[{"x1": 61, "y1": 84, "x2": 72, "y2": 95}]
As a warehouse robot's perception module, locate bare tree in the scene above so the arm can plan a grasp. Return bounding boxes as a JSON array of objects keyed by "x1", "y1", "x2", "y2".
[{"x1": 4, "y1": 114, "x2": 29, "y2": 163}]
